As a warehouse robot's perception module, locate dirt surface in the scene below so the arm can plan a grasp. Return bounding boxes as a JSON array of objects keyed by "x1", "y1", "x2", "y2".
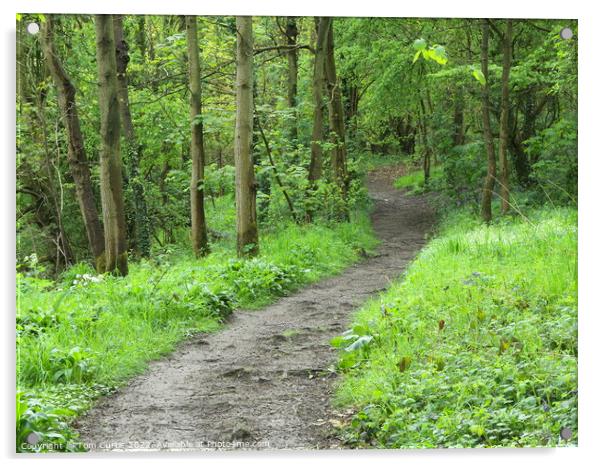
[{"x1": 75, "y1": 168, "x2": 435, "y2": 451}]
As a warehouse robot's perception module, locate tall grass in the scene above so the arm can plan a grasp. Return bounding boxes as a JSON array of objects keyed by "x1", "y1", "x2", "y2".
[
  {"x1": 393, "y1": 165, "x2": 443, "y2": 192},
  {"x1": 334, "y1": 206, "x2": 577, "y2": 447}
]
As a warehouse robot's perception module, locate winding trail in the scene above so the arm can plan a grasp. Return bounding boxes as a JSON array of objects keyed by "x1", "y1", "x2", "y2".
[{"x1": 75, "y1": 168, "x2": 435, "y2": 451}]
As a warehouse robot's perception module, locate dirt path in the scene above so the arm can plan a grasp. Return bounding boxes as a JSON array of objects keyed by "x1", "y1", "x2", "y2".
[{"x1": 75, "y1": 168, "x2": 435, "y2": 451}]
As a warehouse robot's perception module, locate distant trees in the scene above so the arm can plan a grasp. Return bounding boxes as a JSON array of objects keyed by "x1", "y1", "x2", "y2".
[
  {"x1": 185, "y1": 15, "x2": 210, "y2": 257},
  {"x1": 18, "y1": 15, "x2": 576, "y2": 273},
  {"x1": 234, "y1": 16, "x2": 259, "y2": 257},
  {"x1": 479, "y1": 19, "x2": 496, "y2": 224},
  {"x1": 40, "y1": 16, "x2": 106, "y2": 271},
  {"x1": 113, "y1": 15, "x2": 152, "y2": 258},
  {"x1": 480, "y1": 18, "x2": 514, "y2": 222},
  {"x1": 95, "y1": 14, "x2": 128, "y2": 275}
]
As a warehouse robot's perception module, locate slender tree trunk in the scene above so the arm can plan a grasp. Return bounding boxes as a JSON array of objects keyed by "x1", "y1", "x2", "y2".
[
  {"x1": 323, "y1": 18, "x2": 349, "y2": 221},
  {"x1": 185, "y1": 16, "x2": 210, "y2": 257},
  {"x1": 113, "y1": 15, "x2": 152, "y2": 258},
  {"x1": 256, "y1": 117, "x2": 299, "y2": 223},
  {"x1": 307, "y1": 17, "x2": 330, "y2": 206},
  {"x1": 284, "y1": 17, "x2": 299, "y2": 141},
  {"x1": 419, "y1": 96, "x2": 431, "y2": 184},
  {"x1": 234, "y1": 16, "x2": 259, "y2": 257},
  {"x1": 453, "y1": 88, "x2": 465, "y2": 146},
  {"x1": 95, "y1": 14, "x2": 128, "y2": 275},
  {"x1": 39, "y1": 107, "x2": 74, "y2": 270},
  {"x1": 40, "y1": 16, "x2": 106, "y2": 270},
  {"x1": 498, "y1": 19, "x2": 513, "y2": 214},
  {"x1": 480, "y1": 19, "x2": 497, "y2": 224},
  {"x1": 136, "y1": 16, "x2": 147, "y2": 62}
]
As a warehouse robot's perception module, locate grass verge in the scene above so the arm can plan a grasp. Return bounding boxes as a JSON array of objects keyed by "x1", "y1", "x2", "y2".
[
  {"x1": 332, "y1": 206, "x2": 577, "y2": 448},
  {"x1": 393, "y1": 165, "x2": 443, "y2": 193}
]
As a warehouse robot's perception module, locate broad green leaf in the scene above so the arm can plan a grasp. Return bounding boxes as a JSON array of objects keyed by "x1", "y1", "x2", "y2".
[
  {"x1": 430, "y1": 45, "x2": 448, "y2": 65},
  {"x1": 413, "y1": 38, "x2": 427, "y2": 51},
  {"x1": 345, "y1": 335, "x2": 373, "y2": 352},
  {"x1": 472, "y1": 69, "x2": 486, "y2": 85}
]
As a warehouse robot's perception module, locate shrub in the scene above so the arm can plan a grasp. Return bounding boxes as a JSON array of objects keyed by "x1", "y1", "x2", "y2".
[
  {"x1": 17, "y1": 391, "x2": 84, "y2": 452},
  {"x1": 441, "y1": 142, "x2": 487, "y2": 206},
  {"x1": 526, "y1": 116, "x2": 577, "y2": 204}
]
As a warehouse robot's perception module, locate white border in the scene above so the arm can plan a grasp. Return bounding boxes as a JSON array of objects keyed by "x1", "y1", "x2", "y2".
[{"x1": 2, "y1": 1, "x2": 600, "y2": 466}]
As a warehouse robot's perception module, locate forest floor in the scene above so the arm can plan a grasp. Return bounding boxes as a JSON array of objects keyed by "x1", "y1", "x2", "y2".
[{"x1": 74, "y1": 167, "x2": 435, "y2": 451}]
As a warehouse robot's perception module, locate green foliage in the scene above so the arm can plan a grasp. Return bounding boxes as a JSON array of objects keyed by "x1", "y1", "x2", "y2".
[
  {"x1": 394, "y1": 166, "x2": 444, "y2": 193},
  {"x1": 218, "y1": 258, "x2": 300, "y2": 305},
  {"x1": 16, "y1": 206, "x2": 378, "y2": 451},
  {"x1": 48, "y1": 347, "x2": 97, "y2": 384},
  {"x1": 471, "y1": 67, "x2": 486, "y2": 85},
  {"x1": 17, "y1": 390, "x2": 85, "y2": 452},
  {"x1": 334, "y1": 207, "x2": 577, "y2": 447},
  {"x1": 526, "y1": 116, "x2": 577, "y2": 204},
  {"x1": 16, "y1": 14, "x2": 578, "y2": 451},
  {"x1": 204, "y1": 163, "x2": 236, "y2": 198},
  {"x1": 441, "y1": 142, "x2": 488, "y2": 206}
]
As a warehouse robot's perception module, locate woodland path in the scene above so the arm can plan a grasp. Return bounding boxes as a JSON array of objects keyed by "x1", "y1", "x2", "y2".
[{"x1": 75, "y1": 167, "x2": 435, "y2": 451}]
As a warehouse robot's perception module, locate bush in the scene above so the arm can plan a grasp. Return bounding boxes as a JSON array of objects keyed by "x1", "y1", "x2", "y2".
[
  {"x1": 217, "y1": 258, "x2": 301, "y2": 304},
  {"x1": 394, "y1": 166, "x2": 444, "y2": 194},
  {"x1": 526, "y1": 116, "x2": 577, "y2": 204},
  {"x1": 440, "y1": 142, "x2": 487, "y2": 207},
  {"x1": 17, "y1": 391, "x2": 85, "y2": 452}
]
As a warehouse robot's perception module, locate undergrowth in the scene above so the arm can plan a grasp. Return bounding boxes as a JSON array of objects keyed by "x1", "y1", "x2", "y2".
[
  {"x1": 333, "y1": 206, "x2": 577, "y2": 448},
  {"x1": 16, "y1": 196, "x2": 378, "y2": 452},
  {"x1": 393, "y1": 165, "x2": 444, "y2": 193}
]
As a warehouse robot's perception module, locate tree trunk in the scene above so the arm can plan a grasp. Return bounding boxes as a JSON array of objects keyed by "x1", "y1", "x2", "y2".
[
  {"x1": 323, "y1": 18, "x2": 349, "y2": 221},
  {"x1": 40, "y1": 16, "x2": 106, "y2": 270},
  {"x1": 453, "y1": 88, "x2": 465, "y2": 146},
  {"x1": 498, "y1": 19, "x2": 513, "y2": 215},
  {"x1": 284, "y1": 17, "x2": 299, "y2": 141},
  {"x1": 308, "y1": 17, "x2": 329, "y2": 186},
  {"x1": 185, "y1": 16, "x2": 210, "y2": 257},
  {"x1": 113, "y1": 15, "x2": 152, "y2": 258},
  {"x1": 234, "y1": 16, "x2": 259, "y2": 257},
  {"x1": 95, "y1": 14, "x2": 128, "y2": 275},
  {"x1": 135, "y1": 16, "x2": 147, "y2": 62},
  {"x1": 480, "y1": 19, "x2": 497, "y2": 224},
  {"x1": 419, "y1": 96, "x2": 431, "y2": 185}
]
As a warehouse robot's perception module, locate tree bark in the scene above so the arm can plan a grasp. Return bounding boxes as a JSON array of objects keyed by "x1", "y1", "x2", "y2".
[
  {"x1": 113, "y1": 15, "x2": 152, "y2": 258},
  {"x1": 453, "y1": 88, "x2": 465, "y2": 146},
  {"x1": 480, "y1": 19, "x2": 497, "y2": 224},
  {"x1": 40, "y1": 16, "x2": 106, "y2": 270},
  {"x1": 284, "y1": 17, "x2": 299, "y2": 141},
  {"x1": 308, "y1": 17, "x2": 330, "y2": 185},
  {"x1": 419, "y1": 96, "x2": 431, "y2": 184},
  {"x1": 323, "y1": 18, "x2": 349, "y2": 221},
  {"x1": 498, "y1": 19, "x2": 513, "y2": 214},
  {"x1": 95, "y1": 14, "x2": 128, "y2": 275},
  {"x1": 185, "y1": 16, "x2": 210, "y2": 257},
  {"x1": 234, "y1": 16, "x2": 259, "y2": 257}
]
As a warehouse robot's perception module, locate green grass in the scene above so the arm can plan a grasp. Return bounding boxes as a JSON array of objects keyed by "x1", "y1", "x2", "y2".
[
  {"x1": 354, "y1": 153, "x2": 408, "y2": 173},
  {"x1": 394, "y1": 165, "x2": 443, "y2": 192},
  {"x1": 16, "y1": 195, "x2": 378, "y2": 452},
  {"x1": 333, "y1": 206, "x2": 577, "y2": 448}
]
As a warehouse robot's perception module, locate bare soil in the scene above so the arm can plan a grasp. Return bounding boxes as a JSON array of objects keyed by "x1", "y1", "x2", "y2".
[{"x1": 75, "y1": 168, "x2": 435, "y2": 451}]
